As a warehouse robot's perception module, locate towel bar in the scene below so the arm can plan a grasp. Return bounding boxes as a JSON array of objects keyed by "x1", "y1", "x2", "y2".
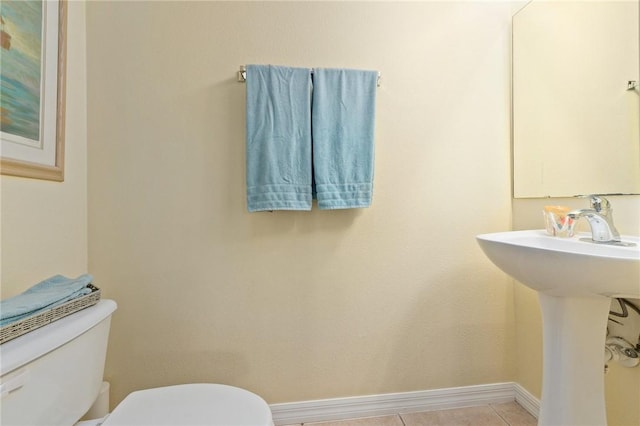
[{"x1": 237, "y1": 65, "x2": 381, "y2": 87}]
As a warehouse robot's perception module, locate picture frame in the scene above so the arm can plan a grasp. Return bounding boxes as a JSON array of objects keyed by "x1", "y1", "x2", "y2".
[{"x1": 1, "y1": 0, "x2": 67, "y2": 181}]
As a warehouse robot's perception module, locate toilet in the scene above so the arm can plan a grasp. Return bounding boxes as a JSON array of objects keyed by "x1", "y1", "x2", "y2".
[{"x1": 0, "y1": 300, "x2": 273, "y2": 426}]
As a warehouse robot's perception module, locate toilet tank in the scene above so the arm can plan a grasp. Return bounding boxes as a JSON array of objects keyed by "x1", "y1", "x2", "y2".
[{"x1": 0, "y1": 300, "x2": 117, "y2": 426}]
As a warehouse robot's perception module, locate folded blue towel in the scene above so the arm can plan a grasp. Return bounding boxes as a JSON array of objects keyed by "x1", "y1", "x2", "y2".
[
  {"x1": 246, "y1": 65, "x2": 313, "y2": 212},
  {"x1": 312, "y1": 68, "x2": 378, "y2": 209},
  {"x1": 0, "y1": 274, "x2": 94, "y2": 327}
]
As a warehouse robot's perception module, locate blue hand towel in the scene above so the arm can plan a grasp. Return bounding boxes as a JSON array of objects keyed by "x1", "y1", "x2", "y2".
[
  {"x1": 246, "y1": 65, "x2": 313, "y2": 212},
  {"x1": 0, "y1": 274, "x2": 94, "y2": 327},
  {"x1": 312, "y1": 68, "x2": 378, "y2": 209}
]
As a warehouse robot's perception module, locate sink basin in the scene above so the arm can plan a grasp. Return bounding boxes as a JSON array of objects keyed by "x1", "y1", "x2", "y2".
[
  {"x1": 477, "y1": 230, "x2": 640, "y2": 298},
  {"x1": 476, "y1": 229, "x2": 640, "y2": 426}
]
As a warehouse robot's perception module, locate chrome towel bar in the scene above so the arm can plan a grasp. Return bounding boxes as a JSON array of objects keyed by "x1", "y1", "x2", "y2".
[{"x1": 237, "y1": 65, "x2": 381, "y2": 87}]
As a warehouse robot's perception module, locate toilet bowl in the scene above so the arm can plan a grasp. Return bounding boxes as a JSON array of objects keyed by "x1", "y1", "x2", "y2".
[{"x1": 0, "y1": 300, "x2": 273, "y2": 426}]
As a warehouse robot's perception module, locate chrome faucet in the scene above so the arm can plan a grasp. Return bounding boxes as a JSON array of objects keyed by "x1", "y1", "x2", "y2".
[{"x1": 568, "y1": 195, "x2": 621, "y2": 243}]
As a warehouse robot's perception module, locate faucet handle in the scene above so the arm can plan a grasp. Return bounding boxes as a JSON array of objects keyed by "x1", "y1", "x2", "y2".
[
  {"x1": 577, "y1": 194, "x2": 611, "y2": 212},
  {"x1": 589, "y1": 195, "x2": 611, "y2": 212}
]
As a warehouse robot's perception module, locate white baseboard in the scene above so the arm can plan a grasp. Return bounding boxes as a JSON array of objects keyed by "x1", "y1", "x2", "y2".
[
  {"x1": 270, "y1": 382, "x2": 540, "y2": 425},
  {"x1": 513, "y1": 382, "x2": 541, "y2": 419}
]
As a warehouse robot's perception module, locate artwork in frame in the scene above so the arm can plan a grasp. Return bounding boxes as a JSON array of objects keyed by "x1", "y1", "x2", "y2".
[{"x1": 0, "y1": 0, "x2": 67, "y2": 181}]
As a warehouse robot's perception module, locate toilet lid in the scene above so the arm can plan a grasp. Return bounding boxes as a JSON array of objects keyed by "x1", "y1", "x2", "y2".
[{"x1": 101, "y1": 384, "x2": 273, "y2": 426}]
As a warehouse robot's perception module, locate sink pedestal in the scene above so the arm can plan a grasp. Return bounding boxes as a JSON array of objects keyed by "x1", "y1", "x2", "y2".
[{"x1": 538, "y1": 294, "x2": 611, "y2": 426}]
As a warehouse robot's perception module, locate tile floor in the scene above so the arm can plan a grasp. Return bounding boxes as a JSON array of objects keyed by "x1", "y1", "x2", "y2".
[{"x1": 284, "y1": 402, "x2": 537, "y2": 426}]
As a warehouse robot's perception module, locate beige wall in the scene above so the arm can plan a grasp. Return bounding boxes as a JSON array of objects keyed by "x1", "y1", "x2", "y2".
[
  {"x1": 1, "y1": 1, "x2": 637, "y2": 423},
  {"x1": 86, "y1": 1, "x2": 515, "y2": 406},
  {"x1": 513, "y1": 196, "x2": 640, "y2": 426},
  {"x1": 0, "y1": 1, "x2": 88, "y2": 297}
]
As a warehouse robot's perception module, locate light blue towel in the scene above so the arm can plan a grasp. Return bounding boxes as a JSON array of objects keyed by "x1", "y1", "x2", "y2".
[
  {"x1": 312, "y1": 68, "x2": 378, "y2": 209},
  {"x1": 246, "y1": 65, "x2": 313, "y2": 212},
  {"x1": 0, "y1": 274, "x2": 94, "y2": 327}
]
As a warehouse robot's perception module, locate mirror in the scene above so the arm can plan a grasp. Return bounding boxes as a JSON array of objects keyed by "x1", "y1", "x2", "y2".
[{"x1": 513, "y1": 0, "x2": 640, "y2": 198}]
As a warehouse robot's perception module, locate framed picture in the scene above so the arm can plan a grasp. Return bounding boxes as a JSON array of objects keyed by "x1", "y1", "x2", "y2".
[{"x1": 0, "y1": 0, "x2": 67, "y2": 181}]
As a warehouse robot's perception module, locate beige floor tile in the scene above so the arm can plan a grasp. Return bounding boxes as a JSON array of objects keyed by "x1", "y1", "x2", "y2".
[
  {"x1": 490, "y1": 402, "x2": 537, "y2": 426},
  {"x1": 401, "y1": 405, "x2": 508, "y2": 426},
  {"x1": 303, "y1": 414, "x2": 404, "y2": 426}
]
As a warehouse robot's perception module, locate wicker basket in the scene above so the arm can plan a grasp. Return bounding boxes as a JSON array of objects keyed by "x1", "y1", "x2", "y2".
[{"x1": 0, "y1": 284, "x2": 101, "y2": 345}]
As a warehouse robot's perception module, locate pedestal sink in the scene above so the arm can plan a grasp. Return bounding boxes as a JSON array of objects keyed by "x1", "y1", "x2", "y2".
[{"x1": 476, "y1": 230, "x2": 640, "y2": 426}]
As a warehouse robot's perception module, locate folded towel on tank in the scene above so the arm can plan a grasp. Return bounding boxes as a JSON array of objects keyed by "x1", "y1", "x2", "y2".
[{"x1": 0, "y1": 274, "x2": 94, "y2": 327}]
